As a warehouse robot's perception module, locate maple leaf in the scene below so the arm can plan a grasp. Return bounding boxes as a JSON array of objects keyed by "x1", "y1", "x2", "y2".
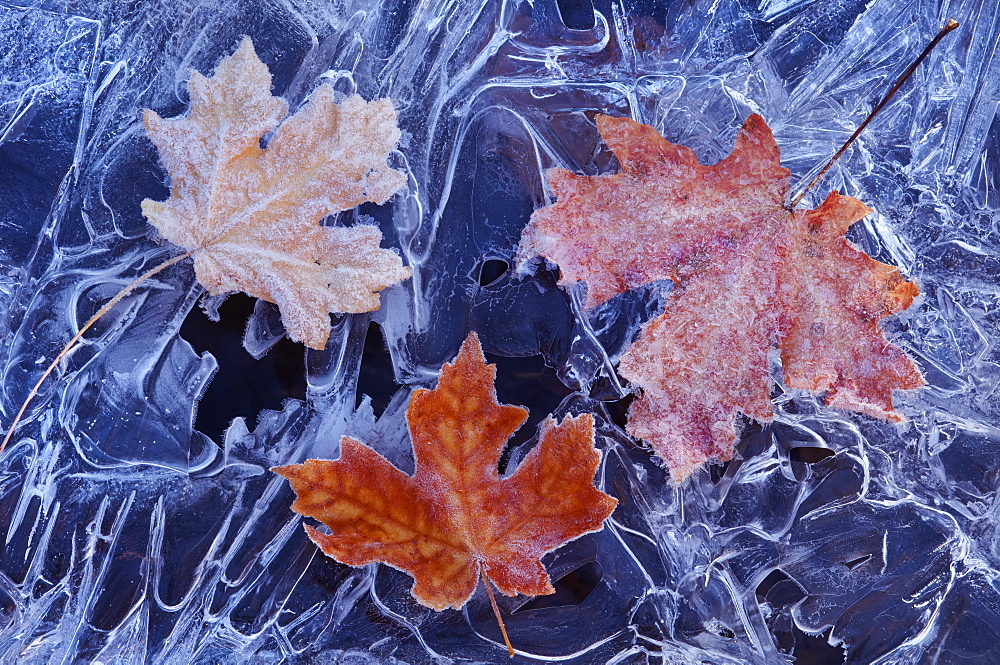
[
  {"x1": 274, "y1": 331, "x2": 617, "y2": 612},
  {"x1": 517, "y1": 114, "x2": 924, "y2": 481},
  {"x1": 141, "y1": 37, "x2": 411, "y2": 350}
]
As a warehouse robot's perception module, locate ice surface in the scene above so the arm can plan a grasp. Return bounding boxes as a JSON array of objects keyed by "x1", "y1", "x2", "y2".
[{"x1": 0, "y1": 0, "x2": 998, "y2": 663}]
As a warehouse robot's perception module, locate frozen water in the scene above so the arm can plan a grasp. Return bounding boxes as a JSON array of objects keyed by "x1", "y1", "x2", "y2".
[{"x1": 0, "y1": 0, "x2": 998, "y2": 662}]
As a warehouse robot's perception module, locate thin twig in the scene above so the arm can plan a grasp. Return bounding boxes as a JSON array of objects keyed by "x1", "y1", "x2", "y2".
[
  {"x1": 1, "y1": 249, "x2": 195, "y2": 455},
  {"x1": 481, "y1": 565, "x2": 515, "y2": 658},
  {"x1": 789, "y1": 18, "x2": 960, "y2": 208}
]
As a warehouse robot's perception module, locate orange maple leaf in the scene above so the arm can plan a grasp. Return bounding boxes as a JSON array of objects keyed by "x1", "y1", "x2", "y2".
[
  {"x1": 274, "y1": 332, "x2": 617, "y2": 614},
  {"x1": 517, "y1": 114, "x2": 924, "y2": 481},
  {"x1": 141, "y1": 37, "x2": 411, "y2": 349}
]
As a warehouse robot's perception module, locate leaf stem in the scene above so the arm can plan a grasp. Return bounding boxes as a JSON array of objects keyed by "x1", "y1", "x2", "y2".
[
  {"x1": 481, "y1": 565, "x2": 515, "y2": 658},
  {"x1": 1, "y1": 249, "x2": 196, "y2": 456},
  {"x1": 789, "y1": 17, "x2": 959, "y2": 208}
]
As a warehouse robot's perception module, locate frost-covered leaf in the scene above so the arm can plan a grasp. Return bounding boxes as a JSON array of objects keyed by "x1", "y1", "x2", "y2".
[
  {"x1": 275, "y1": 332, "x2": 618, "y2": 610},
  {"x1": 517, "y1": 114, "x2": 924, "y2": 481},
  {"x1": 142, "y1": 37, "x2": 410, "y2": 349}
]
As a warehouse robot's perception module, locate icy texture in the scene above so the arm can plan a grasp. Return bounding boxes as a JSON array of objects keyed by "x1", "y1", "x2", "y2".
[{"x1": 0, "y1": 0, "x2": 998, "y2": 663}]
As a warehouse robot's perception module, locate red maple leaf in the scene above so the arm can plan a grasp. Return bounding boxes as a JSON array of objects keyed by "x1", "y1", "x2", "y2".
[
  {"x1": 274, "y1": 332, "x2": 617, "y2": 613},
  {"x1": 517, "y1": 114, "x2": 924, "y2": 480}
]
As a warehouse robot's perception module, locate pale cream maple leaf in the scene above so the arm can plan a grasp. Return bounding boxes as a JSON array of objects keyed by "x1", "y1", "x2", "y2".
[{"x1": 141, "y1": 37, "x2": 410, "y2": 349}]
